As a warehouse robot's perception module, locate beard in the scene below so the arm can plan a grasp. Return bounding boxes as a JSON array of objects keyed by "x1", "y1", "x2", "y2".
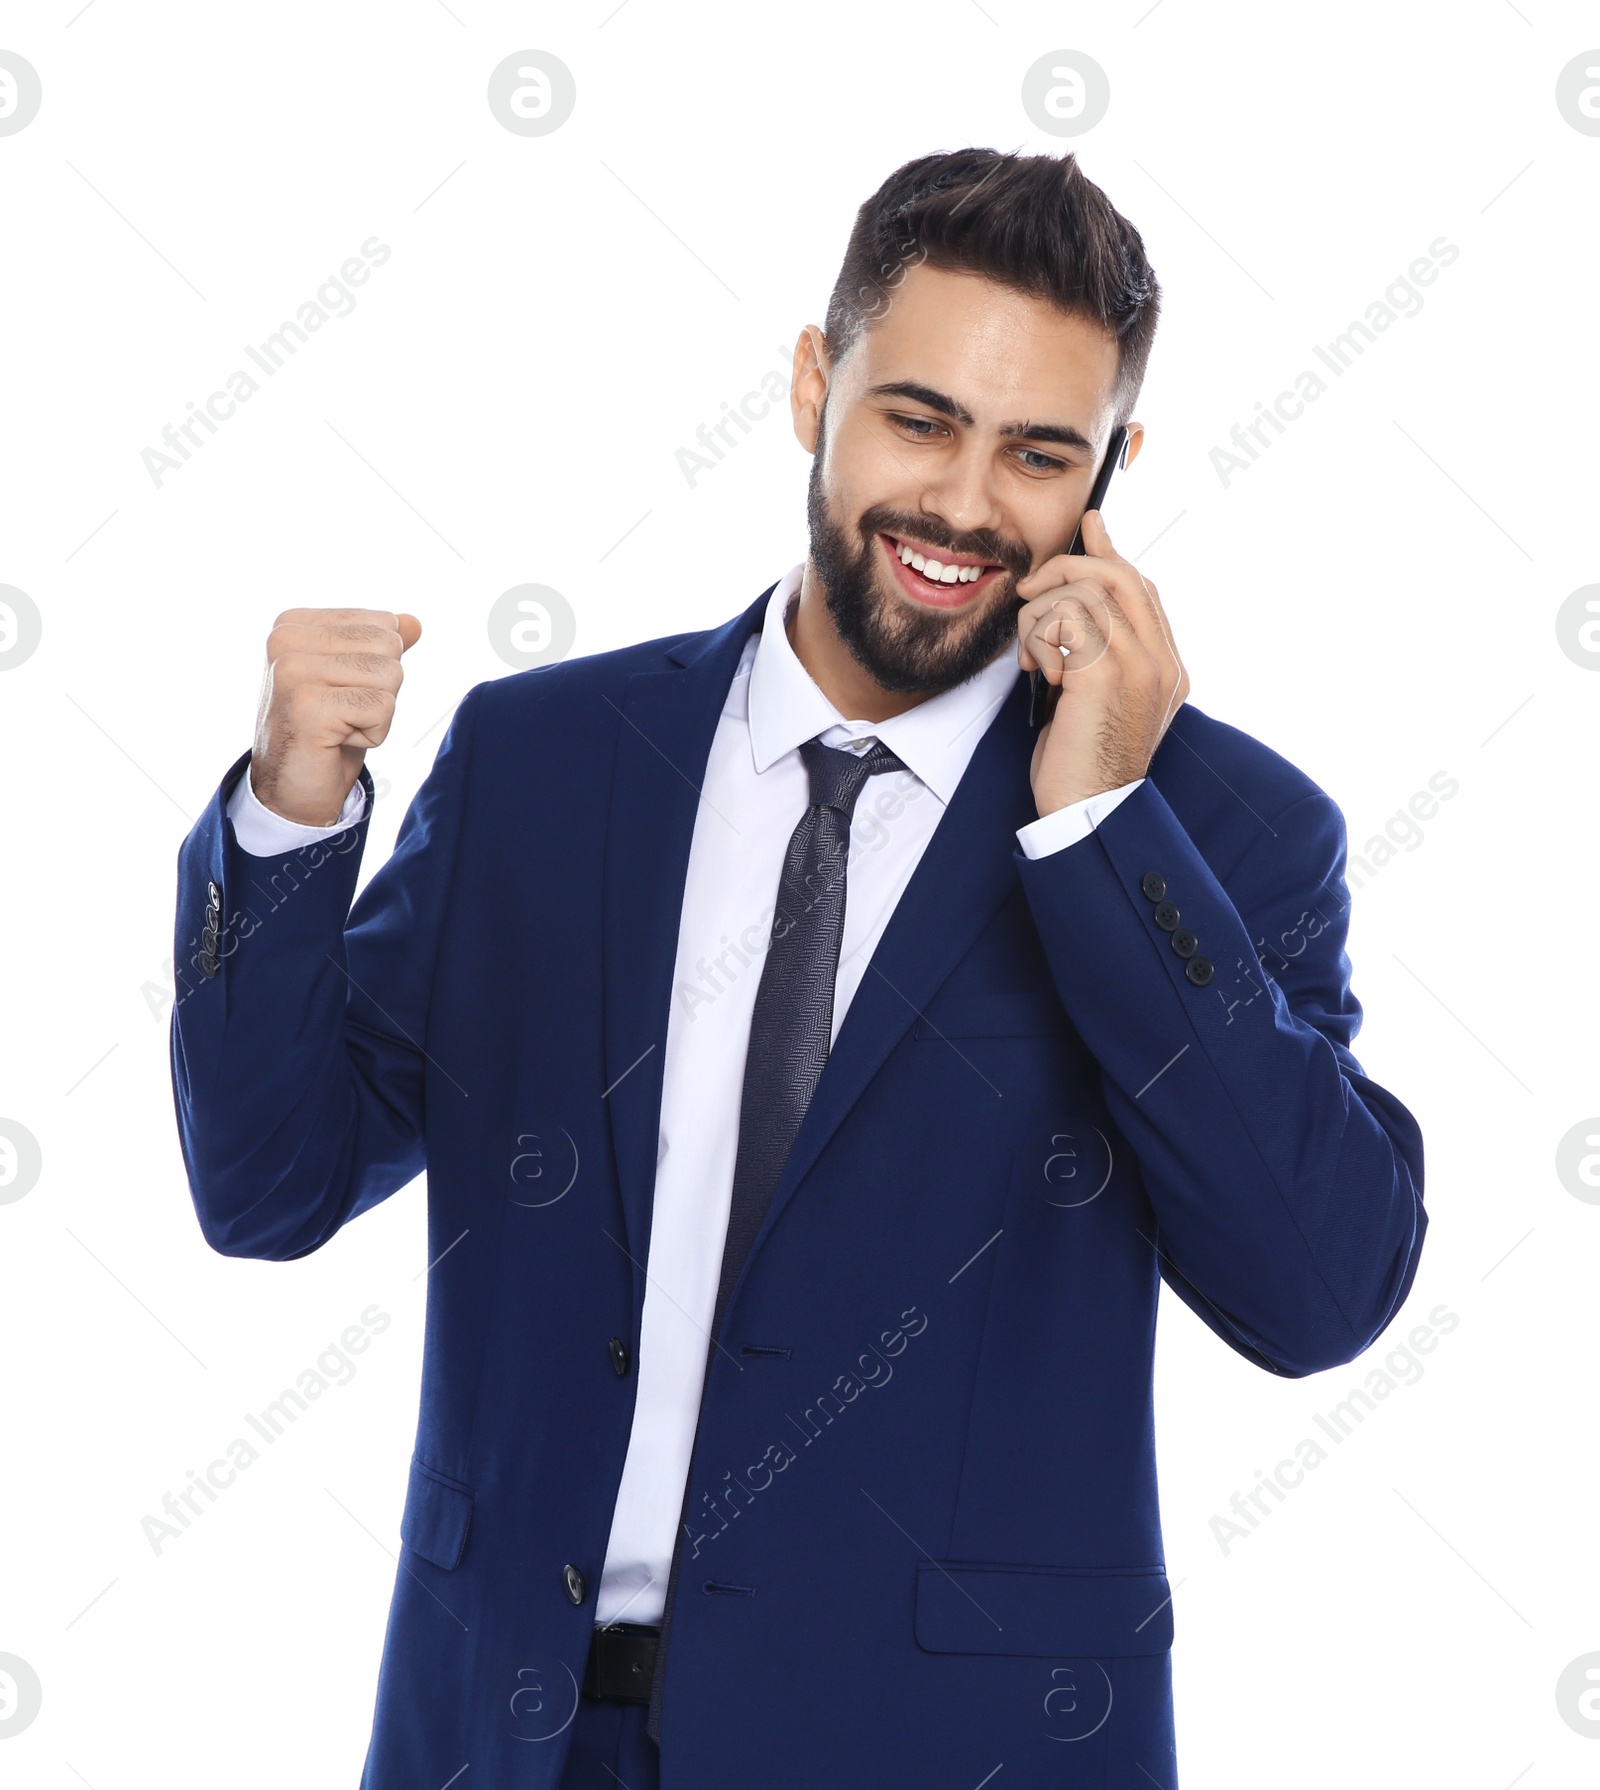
[{"x1": 805, "y1": 427, "x2": 1037, "y2": 698}]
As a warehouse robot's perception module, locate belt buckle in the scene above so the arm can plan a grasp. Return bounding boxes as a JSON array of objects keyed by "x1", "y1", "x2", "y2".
[{"x1": 584, "y1": 1621, "x2": 660, "y2": 1704}]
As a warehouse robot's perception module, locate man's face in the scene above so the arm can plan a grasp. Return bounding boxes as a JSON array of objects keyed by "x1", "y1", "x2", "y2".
[{"x1": 798, "y1": 262, "x2": 1134, "y2": 695}]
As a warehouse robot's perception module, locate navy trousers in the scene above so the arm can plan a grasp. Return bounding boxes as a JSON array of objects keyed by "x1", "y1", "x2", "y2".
[{"x1": 558, "y1": 1697, "x2": 661, "y2": 1790}]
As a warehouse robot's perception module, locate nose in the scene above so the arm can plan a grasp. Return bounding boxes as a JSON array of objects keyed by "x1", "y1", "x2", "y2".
[{"x1": 916, "y1": 440, "x2": 1004, "y2": 544}]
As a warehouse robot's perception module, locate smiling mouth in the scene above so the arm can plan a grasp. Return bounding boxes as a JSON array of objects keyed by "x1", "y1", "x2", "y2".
[{"x1": 879, "y1": 533, "x2": 1007, "y2": 607}]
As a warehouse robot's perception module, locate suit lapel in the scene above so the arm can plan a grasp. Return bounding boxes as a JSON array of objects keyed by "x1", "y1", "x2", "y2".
[{"x1": 600, "y1": 590, "x2": 773, "y2": 1299}]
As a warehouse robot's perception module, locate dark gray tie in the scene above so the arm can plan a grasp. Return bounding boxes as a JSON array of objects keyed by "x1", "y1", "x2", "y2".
[{"x1": 646, "y1": 734, "x2": 907, "y2": 1740}]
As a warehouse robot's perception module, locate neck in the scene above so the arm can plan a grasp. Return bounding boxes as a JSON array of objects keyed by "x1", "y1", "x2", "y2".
[{"x1": 787, "y1": 561, "x2": 929, "y2": 724}]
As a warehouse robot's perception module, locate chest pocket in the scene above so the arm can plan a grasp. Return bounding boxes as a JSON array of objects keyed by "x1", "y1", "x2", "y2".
[{"x1": 914, "y1": 990, "x2": 1065, "y2": 1040}]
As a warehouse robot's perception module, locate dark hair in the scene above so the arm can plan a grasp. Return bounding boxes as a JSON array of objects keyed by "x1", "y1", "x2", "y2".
[{"x1": 824, "y1": 148, "x2": 1161, "y2": 425}]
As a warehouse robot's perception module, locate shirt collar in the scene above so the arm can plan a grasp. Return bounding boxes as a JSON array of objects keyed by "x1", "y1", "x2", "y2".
[{"x1": 746, "y1": 563, "x2": 1022, "y2": 806}]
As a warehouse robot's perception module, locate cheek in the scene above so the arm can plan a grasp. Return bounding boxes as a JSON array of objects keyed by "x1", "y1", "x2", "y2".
[
  {"x1": 826, "y1": 414, "x2": 915, "y2": 504},
  {"x1": 1025, "y1": 499, "x2": 1087, "y2": 565}
]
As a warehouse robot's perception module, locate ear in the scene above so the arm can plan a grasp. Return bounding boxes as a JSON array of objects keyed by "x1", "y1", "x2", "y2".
[
  {"x1": 791, "y1": 324, "x2": 831, "y2": 454},
  {"x1": 1122, "y1": 422, "x2": 1146, "y2": 469}
]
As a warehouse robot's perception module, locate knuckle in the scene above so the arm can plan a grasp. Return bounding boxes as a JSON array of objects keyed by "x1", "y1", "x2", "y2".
[
  {"x1": 331, "y1": 650, "x2": 403, "y2": 683},
  {"x1": 332, "y1": 621, "x2": 402, "y2": 647},
  {"x1": 274, "y1": 651, "x2": 328, "y2": 686},
  {"x1": 280, "y1": 680, "x2": 322, "y2": 721},
  {"x1": 340, "y1": 683, "x2": 390, "y2": 710}
]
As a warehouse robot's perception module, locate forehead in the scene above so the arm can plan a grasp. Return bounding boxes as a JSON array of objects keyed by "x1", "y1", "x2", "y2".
[{"x1": 842, "y1": 261, "x2": 1121, "y2": 426}]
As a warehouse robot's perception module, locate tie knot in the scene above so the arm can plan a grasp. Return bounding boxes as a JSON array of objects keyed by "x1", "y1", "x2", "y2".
[{"x1": 799, "y1": 737, "x2": 906, "y2": 818}]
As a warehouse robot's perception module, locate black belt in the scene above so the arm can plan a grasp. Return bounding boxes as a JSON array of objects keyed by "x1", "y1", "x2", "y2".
[{"x1": 583, "y1": 1621, "x2": 661, "y2": 1703}]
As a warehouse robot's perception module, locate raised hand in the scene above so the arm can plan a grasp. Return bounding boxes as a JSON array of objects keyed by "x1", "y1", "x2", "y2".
[
  {"x1": 249, "y1": 608, "x2": 422, "y2": 825},
  {"x1": 1016, "y1": 511, "x2": 1188, "y2": 816}
]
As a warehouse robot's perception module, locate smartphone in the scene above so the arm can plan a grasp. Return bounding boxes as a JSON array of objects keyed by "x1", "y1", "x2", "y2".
[{"x1": 1027, "y1": 423, "x2": 1132, "y2": 729}]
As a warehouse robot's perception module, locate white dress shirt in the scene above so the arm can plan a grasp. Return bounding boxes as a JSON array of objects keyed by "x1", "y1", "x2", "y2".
[{"x1": 225, "y1": 565, "x2": 1138, "y2": 1622}]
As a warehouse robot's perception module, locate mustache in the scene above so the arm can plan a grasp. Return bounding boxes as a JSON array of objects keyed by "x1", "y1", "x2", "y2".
[{"x1": 857, "y1": 507, "x2": 1035, "y2": 585}]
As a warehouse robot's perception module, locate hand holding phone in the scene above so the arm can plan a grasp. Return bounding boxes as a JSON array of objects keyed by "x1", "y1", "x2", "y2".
[
  {"x1": 1027, "y1": 424, "x2": 1131, "y2": 729},
  {"x1": 1017, "y1": 459, "x2": 1191, "y2": 820}
]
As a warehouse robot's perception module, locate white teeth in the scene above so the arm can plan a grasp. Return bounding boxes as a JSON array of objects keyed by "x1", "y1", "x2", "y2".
[{"x1": 893, "y1": 540, "x2": 990, "y2": 588}]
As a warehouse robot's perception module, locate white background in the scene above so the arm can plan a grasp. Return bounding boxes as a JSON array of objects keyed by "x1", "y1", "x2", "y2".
[{"x1": 1, "y1": 2, "x2": 1596, "y2": 1785}]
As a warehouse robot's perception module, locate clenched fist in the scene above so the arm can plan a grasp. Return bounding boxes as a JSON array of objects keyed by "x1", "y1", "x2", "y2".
[{"x1": 249, "y1": 608, "x2": 422, "y2": 826}]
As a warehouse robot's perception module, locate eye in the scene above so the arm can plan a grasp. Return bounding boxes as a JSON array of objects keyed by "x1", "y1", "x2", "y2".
[
  {"x1": 1014, "y1": 447, "x2": 1067, "y2": 473},
  {"x1": 889, "y1": 412, "x2": 946, "y2": 439}
]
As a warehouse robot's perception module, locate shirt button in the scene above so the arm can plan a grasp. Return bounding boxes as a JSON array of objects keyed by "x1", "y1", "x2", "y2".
[
  {"x1": 608, "y1": 1336, "x2": 631, "y2": 1377},
  {"x1": 1185, "y1": 956, "x2": 1215, "y2": 987},
  {"x1": 1140, "y1": 872, "x2": 1166, "y2": 902},
  {"x1": 1153, "y1": 900, "x2": 1181, "y2": 933},
  {"x1": 563, "y1": 1563, "x2": 587, "y2": 1605}
]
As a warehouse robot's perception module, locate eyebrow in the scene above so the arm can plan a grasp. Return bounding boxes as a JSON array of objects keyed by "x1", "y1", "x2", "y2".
[{"x1": 865, "y1": 380, "x2": 1095, "y2": 456}]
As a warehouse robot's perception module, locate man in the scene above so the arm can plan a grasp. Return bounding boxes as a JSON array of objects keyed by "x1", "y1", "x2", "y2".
[{"x1": 171, "y1": 148, "x2": 1425, "y2": 1789}]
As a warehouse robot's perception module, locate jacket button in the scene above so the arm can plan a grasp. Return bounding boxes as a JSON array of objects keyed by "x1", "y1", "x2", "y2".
[
  {"x1": 563, "y1": 1563, "x2": 586, "y2": 1605},
  {"x1": 1153, "y1": 900, "x2": 1181, "y2": 933},
  {"x1": 608, "y1": 1336, "x2": 631, "y2": 1377},
  {"x1": 1171, "y1": 927, "x2": 1198, "y2": 959},
  {"x1": 1140, "y1": 872, "x2": 1166, "y2": 902},
  {"x1": 1185, "y1": 956, "x2": 1215, "y2": 987}
]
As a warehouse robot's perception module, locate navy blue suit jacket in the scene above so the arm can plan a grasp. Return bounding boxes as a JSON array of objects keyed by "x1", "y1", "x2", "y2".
[{"x1": 171, "y1": 586, "x2": 1425, "y2": 1788}]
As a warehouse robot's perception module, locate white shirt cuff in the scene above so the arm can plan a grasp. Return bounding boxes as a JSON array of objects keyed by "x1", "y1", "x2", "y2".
[
  {"x1": 225, "y1": 765, "x2": 369, "y2": 858},
  {"x1": 1015, "y1": 780, "x2": 1143, "y2": 860}
]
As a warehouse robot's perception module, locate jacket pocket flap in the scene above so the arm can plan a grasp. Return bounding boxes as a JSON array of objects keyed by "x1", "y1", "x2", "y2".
[
  {"x1": 400, "y1": 1458, "x2": 474, "y2": 1571},
  {"x1": 914, "y1": 991, "x2": 1064, "y2": 1040},
  {"x1": 914, "y1": 1562, "x2": 1172, "y2": 1656}
]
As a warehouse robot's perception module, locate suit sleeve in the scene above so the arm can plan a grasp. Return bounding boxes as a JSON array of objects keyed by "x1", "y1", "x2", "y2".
[
  {"x1": 169, "y1": 683, "x2": 485, "y2": 1260},
  {"x1": 1016, "y1": 778, "x2": 1426, "y2": 1377}
]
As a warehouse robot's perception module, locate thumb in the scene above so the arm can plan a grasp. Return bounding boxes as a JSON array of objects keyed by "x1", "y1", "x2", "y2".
[{"x1": 396, "y1": 613, "x2": 423, "y2": 652}]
